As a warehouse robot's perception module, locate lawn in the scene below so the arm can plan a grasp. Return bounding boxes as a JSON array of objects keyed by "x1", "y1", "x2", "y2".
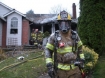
[
  {"x1": 0, "y1": 50, "x2": 47, "y2": 78},
  {"x1": 0, "y1": 49, "x2": 105, "y2": 78},
  {"x1": 92, "y1": 53, "x2": 105, "y2": 78}
]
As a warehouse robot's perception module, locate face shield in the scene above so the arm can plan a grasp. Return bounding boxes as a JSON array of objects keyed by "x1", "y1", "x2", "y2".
[{"x1": 58, "y1": 21, "x2": 71, "y2": 33}]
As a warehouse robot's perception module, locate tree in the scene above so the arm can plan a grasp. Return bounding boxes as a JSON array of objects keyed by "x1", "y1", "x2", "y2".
[
  {"x1": 78, "y1": 0, "x2": 105, "y2": 55},
  {"x1": 49, "y1": 5, "x2": 68, "y2": 14},
  {"x1": 26, "y1": 9, "x2": 34, "y2": 18}
]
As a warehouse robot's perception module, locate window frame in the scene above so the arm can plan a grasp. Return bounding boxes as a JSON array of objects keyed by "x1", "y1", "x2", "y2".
[{"x1": 10, "y1": 17, "x2": 18, "y2": 34}]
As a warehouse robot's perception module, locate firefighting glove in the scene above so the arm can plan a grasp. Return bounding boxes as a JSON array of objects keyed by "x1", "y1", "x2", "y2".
[
  {"x1": 74, "y1": 59, "x2": 85, "y2": 69},
  {"x1": 80, "y1": 59, "x2": 85, "y2": 69},
  {"x1": 81, "y1": 59, "x2": 85, "y2": 63},
  {"x1": 46, "y1": 63, "x2": 54, "y2": 78}
]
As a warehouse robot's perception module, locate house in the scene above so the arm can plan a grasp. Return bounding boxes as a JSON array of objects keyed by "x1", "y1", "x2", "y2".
[
  {"x1": 28, "y1": 3, "x2": 78, "y2": 34},
  {"x1": 0, "y1": 2, "x2": 78, "y2": 48},
  {"x1": 0, "y1": 2, "x2": 33, "y2": 48}
]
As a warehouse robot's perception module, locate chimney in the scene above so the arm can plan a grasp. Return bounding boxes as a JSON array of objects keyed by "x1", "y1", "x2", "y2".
[{"x1": 72, "y1": 3, "x2": 77, "y2": 19}]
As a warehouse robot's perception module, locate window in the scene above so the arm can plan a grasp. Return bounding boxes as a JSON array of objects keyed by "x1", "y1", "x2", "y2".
[
  {"x1": 10, "y1": 17, "x2": 18, "y2": 34},
  {"x1": 10, "y1": 29, "x2": 18, "y2": 34}
]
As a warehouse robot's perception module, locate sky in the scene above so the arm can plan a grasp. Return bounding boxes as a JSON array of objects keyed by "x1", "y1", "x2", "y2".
[{"x1": 0, "y1": 0, "x2": 80, "y2": 17}]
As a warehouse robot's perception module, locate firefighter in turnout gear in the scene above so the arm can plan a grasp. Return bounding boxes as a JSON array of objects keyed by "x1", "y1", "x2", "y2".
[
  {"x1": 31, "y1": 29, "x2": 36, "y2": 40},
  {"x1": 30, "y1": 29, "x2": 36, "y2": 45},
  {"x1": 34, "y1": 29, "x2": 39, "y2": 46},
  {"x1": 34, "y1": 29, "x2": 44, "y2": 48},
  {"x1": 37, "y1": 31, "x2": 44, "y2": 49},
  {"x1": 44, "y1": 10, "x2": 85, "y2": 78}
]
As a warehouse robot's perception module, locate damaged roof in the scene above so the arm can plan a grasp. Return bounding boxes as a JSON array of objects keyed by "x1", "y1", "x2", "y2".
[{"x1": 26, "y1": 14, "x2": 78, "y2": 25}]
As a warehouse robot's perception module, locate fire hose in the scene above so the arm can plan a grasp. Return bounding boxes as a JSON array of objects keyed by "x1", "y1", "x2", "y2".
[{"x1": 0, "y1": 52, "x2": 44, "y2": 72}]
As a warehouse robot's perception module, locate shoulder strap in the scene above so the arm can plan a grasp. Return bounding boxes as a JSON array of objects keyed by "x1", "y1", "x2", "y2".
[
  {"x1": 54, "y1": 30, "x2": 60, "y2": 48},
  {"x1": 53, "y1": 30, "x2": 59, "y2": 75},
  {"x1": 71, "y1": 30, "x2": 78, "y2": 52}
]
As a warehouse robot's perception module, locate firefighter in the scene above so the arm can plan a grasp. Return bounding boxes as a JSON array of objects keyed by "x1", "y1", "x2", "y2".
[
  {"x1": 34, "y1": 29, "x2": 44, "y2": 48},
  {"x1": 44, "y1": 10, "x2": 85, "y2": 78},
  {"x1": 37, "y1": 31, "x2": 44, "y2": 49},
  {"x1": 34, "y1": 29, "x2": 39, "y2": 47},
  {"x1": 38, "y1": 31, "x2": 43, "y2": 43},
  {"x1": 30, "y1": 29, "x2": 36, "y2": 45}
]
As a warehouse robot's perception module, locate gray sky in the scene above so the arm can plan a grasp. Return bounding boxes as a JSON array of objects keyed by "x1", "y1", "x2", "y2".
[{"x1": 0, "y1": 0, "x2": 80, "y2": 17}]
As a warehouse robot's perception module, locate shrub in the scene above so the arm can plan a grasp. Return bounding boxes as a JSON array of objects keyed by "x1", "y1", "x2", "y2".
[
  {"x1": 78, "y1": 0, "x2": 105, "y2": 55},
  {"x1": 0, "y1": 49, "x2": 7, "y2": 61},
  {"x1": 43, "y1": 31, "x2": 50, "y2": 38},
  {"x1": 82, "y1": 46, "x2": 99, "y2": 70}
]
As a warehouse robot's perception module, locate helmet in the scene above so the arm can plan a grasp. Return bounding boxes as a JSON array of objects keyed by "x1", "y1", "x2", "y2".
[
  {"x1": 32, "y1": 29, "x2": 34, "y2": 31},
  {"x1": 57, "y1": 10, "x2": 72, "y2": 33},
  {"x1": 35, "y1": 29, "x2": 38, "y2": 32},
  {"x1": 57, "y1": 10, "x2": 71, "y2": 21}
]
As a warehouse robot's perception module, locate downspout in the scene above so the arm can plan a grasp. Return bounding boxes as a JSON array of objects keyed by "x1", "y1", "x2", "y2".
[
  {"x1": 51, "y1": 23, "x2": 55, "y2": 34},
  {"x1": 41, "y1": 25, "x2": 43, "y2": 33}
]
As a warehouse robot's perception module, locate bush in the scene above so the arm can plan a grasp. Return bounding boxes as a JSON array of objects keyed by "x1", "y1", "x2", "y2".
[
  {"x1": 82, "y1": 46, "x2": 99, "y2": 70},
  {"x1": 43, "y1": 31, "x2": 50, "y2": 38},
  {"x1": 78, "y1": 0, "x2": 105, "y2": 55},
  {"x1": 0, "y1": 49, "x2": 7, "y2": 61}
]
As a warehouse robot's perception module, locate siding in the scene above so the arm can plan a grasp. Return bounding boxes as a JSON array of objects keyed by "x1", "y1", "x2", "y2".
[
  {"x1": 0, "y1": 20, "x2": 2, "y2": 46},
  {"x1": 6, "y1": 13, "x2": 22, "y2": 46},
  {"x1": 0, "y1": 4, "x2": 10, "y2": 17}
]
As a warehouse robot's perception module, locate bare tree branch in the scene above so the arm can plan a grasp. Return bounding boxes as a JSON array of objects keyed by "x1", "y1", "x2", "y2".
[{"x1": 49, "y1": 5, "x2": 68, "y2": 14}]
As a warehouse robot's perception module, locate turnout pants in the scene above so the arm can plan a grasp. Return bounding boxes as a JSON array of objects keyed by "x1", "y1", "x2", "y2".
[{"x1": 55, "y1": 67, "x2": 82, "y2": 78}]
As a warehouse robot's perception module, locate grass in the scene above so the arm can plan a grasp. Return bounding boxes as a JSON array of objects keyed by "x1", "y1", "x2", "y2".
[
  {"x1": 0, "y1": 50, "x2": 105, "y2": 78},
  {"x1": 92, "y1": 53, "x2": 105, "y2": 78},
  {"x1": 0, "y1": 51, "x2": 47, "y2": 78}
]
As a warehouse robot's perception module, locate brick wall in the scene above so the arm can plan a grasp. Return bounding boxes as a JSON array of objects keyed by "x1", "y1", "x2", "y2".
[
  {"x1": 2, "y1": 22, "x2": 7, "y2": 48},
  {"x1": 22, "y1": 19, "x2": 29, "y2": 45}
]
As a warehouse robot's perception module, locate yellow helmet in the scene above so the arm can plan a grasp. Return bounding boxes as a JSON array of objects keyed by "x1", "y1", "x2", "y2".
[{"x1": 57, "y1": 10, "x2": 71, "y2": 21}]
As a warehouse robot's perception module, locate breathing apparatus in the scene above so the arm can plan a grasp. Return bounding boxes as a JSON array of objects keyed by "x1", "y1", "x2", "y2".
[{"x1": 57, "y1": 10, "x2": 72, "y2": 33}]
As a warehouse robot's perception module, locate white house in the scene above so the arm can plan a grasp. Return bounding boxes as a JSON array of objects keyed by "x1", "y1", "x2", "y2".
[{"x1": 0, "y1": 2, "x2": 32, "y2": 48}]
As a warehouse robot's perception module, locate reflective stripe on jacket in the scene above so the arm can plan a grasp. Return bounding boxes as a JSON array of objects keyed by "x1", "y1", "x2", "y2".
[
  {"x1": 46, "y1": 58, "x2": 53, "y2": 64},
  {"x1": 45, "y1": 58, "x2": 77, "y2": 70},
  {"x1": 46, "y1": 43, "x2": 54, "y2": 50},
  {"x1": 77, "y1": 41, "x2": 83, "y2": 47},
  {"x1": 31, "y1": 33, "x2": 35, "y2": 37},
  {"x1": 58, "y1": 63, "x2": 77, "y2": 70},
  {"x1": 80, "y1": 53, "x2": 85, "y2": 59},
  {"x1": 46, "y1": 43, "x2": 85, "y2": 62}
]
